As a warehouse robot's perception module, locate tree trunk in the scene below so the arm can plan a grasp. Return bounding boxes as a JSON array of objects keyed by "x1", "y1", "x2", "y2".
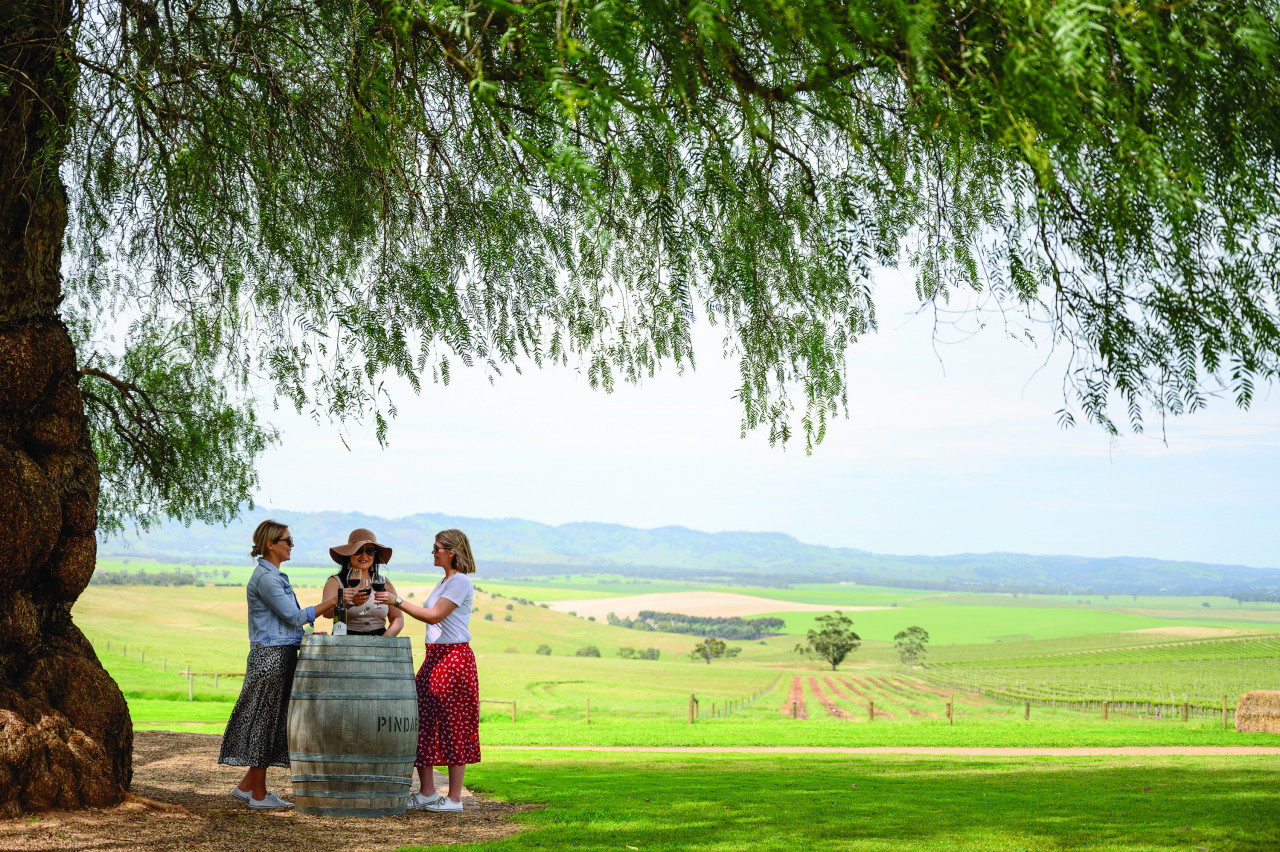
[{"x1": 0, "y1": 0, "x2": 132, "y2": 814}]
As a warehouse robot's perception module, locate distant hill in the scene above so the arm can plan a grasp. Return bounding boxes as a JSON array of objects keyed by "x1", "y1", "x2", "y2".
[{"x1": 98, "y1": 509, "x2": 1280, "y2": 596}]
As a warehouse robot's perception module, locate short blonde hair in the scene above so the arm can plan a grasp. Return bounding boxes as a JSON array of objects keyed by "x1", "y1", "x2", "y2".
[
  {"x1": 251, "y1": 519, "x2": 289, "y2": 558},
  {"x1": 435, "y1": 529, "x2": 476, "y2": 574}
]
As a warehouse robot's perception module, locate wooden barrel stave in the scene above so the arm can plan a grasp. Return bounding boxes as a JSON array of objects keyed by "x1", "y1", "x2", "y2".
[{"x1": 288, "y1": 635, "x2": 419, "y2": 817}]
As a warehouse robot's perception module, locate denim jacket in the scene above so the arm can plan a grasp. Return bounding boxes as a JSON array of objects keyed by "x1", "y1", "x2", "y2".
[{"x1": 246, "y1": 557, "x2": 315, "y2": 648}]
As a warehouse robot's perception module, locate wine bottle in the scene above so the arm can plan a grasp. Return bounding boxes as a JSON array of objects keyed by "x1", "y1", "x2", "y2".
[{"x1": 333, "y1": 585, "x2": 348, "y2": 636}]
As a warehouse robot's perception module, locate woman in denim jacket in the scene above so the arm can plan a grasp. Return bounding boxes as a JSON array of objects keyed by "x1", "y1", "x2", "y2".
[{"x1": 219, "y1": 519, "x2": 339, "y2": 809}]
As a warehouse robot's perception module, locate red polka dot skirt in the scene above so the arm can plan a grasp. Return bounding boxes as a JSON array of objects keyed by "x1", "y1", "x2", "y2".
[{"x1": 415, "y1": 642, "x2": 481, "y2": 767}]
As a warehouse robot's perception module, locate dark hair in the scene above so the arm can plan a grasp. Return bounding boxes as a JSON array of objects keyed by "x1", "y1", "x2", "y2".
[{"x1": 336, "y1": 556, "x2": 384, "y2": 587}]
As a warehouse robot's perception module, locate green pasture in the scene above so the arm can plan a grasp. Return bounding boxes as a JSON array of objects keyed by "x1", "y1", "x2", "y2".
[
  {"x1": 439, "y1": 751, "x2": 1280, "y2": 852},
  {"x1": 756, "y1": 605, "x2": 1280, "y2": 644},
  {"x1": 93, "y1": 557, "x2": 442, "y2": 589},
  {"x1": 481, "y1": 578, "x2": 948, "y2": 606},
  {"x1": 76, "y1": 575, "x2": 1280, "y2": 746},
  {"x1": 478, "y1": 575, "x2": 715, "y2": 600}
]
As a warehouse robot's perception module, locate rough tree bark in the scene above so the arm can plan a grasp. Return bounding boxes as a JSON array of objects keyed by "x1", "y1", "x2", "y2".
[{"x1": 0, "y1": 0, "x2": 132, "y2": 814}]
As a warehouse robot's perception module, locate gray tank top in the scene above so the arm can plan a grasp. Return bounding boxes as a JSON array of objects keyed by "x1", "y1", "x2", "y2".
[{"x1": 334, "y1": 572, "x2": 390, "y2": 633}]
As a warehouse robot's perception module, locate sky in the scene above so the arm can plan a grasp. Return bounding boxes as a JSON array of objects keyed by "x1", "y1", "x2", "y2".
[{"x1": 251, "y1": 274, "x2": 1280, "y2": 569}]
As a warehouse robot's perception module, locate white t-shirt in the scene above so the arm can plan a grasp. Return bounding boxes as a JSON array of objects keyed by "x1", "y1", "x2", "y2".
[{"x1": 425, "y1": 573, "x2": 473, "y2": 644}]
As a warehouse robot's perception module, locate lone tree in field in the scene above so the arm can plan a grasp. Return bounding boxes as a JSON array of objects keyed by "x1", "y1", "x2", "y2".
[
  {"x1": 689, "y1": 637, "x2": 728, "y2": 665},
  {"x1": 894, "y1": 626, "x2": 930, "y2": 668},
  {"x1": 5, "y1": 0, "x2": 1280, "y2": 813},
  {"x1": 796, "y1": 612, "x2": 861, "y2": 671}
]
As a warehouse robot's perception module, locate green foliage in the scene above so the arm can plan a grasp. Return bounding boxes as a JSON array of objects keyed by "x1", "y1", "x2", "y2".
[
  {"x1": 617, "y1": 646, "x2": 661, "y2": 660},
  {"x1": 632, "y1": 611, "x2": 786, "y2": 640},
  {"x1": 536, "y1": 644, "x2": 552, "y2": 656},
  {"x1": 689, "y1": 636, "x2": 728, "y2": 665},
  {"x1": 19, "y1": 0, "x2": 1277, "y2": 536},
  {"x1": 574, "y1": 645, "x2": 601, "y2": 657},
  {"x1": 503, "y1": 614, "x2": 513, "y2": 622},
  {"x1": 795, "y1": 611, "x2": 861, "y2": 670},
  {"x1": 894, "y1": 625, "x2": 930, "y2": 667},
  {"x1": 483, "y1": 613, "x2": 494, "y2": 621},
  {"x1": 75, "y1": 325, "x2": 276, "y2": 534},
  {"x1": 89, "y1": 568, "x2": 207, "y2": 587}
]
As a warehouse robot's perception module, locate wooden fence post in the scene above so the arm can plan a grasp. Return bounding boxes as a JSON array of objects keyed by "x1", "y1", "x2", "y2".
[
  {"x1": 140, "y1": 651, "x2": 144, "y2": 663},
  {"x1": 1024, "y1": 701, "x2": 1030, "y2": 720},
  {"x1": 1182, "y1": 701, "x2": 1189, "y2": 722},
  {"x1": 689, "y1": 694, "x2": 695, "y2": 724},
  {"x1": 1223, "y1": 694, "x2": 1229, "y2": 730},
  {"x1": 1102, "y1": 701, "x2": 1109, "y2": 720},
  {"x1": 585, "y1": 698, "x2": 590, "y2": 725},
  {"x1": 712, "y1": 703, "x2": 716, "y2": 718},
  {"x1": 187, "y1": 671, "x2": 193, "y2": 702},
  {"x1": 214, "y1": 674, "x2": 219, "y2": 688},
  {"x1": 946, "y1": 700, "x2": 953, "y2": 725},
  {"x1": 511, "y1": 701, "x2": 517, "y2": 723},
  {"x1": 791, "y1": 701, "x2": 797, "y2": 719},
  {"x1": 868, "y1": 701, "x2": 874, "y2": 722}
]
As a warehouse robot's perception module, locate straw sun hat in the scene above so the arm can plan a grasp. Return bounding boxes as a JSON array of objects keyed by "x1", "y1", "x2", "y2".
[{"x1": 328, "y1": 528, "x2": 393, "y2": 565}]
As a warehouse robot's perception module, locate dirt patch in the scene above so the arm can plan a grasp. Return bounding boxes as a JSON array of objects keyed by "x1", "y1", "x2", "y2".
[
  {"x1": 780, "y1": 676, "x2": 808, "y2": 720},
  {"x1": 546, "y1": 591, "x2": 884, "y2": 620},
  {"x1": 838, "y1": 678, "x2": 893, "y2": 719},
  {"x1": 807, "y1": 677, "x2": 851, "y2": 720},
  {"x1": 0, "y1": 731, "x2": 536, "y2": 851}
]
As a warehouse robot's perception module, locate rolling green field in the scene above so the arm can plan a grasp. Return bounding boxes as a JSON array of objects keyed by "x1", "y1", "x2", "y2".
[
  {"x1": 76, "y1": 566, "x2": 1280, "y2": 849},
  {"x1": 76, "y1": 569, "x2": 1280, "y2": 746}
]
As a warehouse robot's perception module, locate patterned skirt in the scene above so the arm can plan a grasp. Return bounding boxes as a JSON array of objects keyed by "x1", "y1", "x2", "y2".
[
  {"x1": 415, "y1": 642, "x2": 481, "y2": 767},
  {"x1": 218, "y1": 645, "x2": 298, "y2": 768}
]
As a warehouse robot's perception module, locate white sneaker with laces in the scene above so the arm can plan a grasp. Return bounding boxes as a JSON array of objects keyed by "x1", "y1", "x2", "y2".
[
  {"x1": 424, "y1": 796, "x2": 462, "y2": 812},
  {"x1": 231, "y1": 786, "x2": 252, "y2": 803},
  {"x1": 247, "y1": 791, "x2": 294, "y2": 810},
  {"x1": 407, "y1": 791, "x2": 443, "y2": 810}
]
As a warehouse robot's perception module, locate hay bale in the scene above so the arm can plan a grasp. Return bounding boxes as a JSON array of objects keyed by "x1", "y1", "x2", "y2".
[{"x1": 1235, "y1": 691, "x2": 1280, "y2": 733}]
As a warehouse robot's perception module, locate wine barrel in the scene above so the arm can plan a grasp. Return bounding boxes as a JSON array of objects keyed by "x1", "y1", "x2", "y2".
[{"x1": 287, "y1": 635, "x2": 419, "y2": 817}]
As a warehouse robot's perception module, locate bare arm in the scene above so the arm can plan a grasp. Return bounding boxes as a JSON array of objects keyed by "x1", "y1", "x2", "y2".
[
  {"x1": 375, "y1": 589, "x2": 457, "y2": 625},
  {"x1": 321, "y1": 577, "x2": 340, "y2": 621},
  {"x1": 384, "y1": 580, "x2": 404, "y2": 637}
]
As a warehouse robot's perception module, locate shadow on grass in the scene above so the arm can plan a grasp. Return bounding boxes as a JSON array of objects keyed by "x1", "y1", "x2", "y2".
[{"x1": 432, "y1": 753, "x2": 1279, "y2": 851}]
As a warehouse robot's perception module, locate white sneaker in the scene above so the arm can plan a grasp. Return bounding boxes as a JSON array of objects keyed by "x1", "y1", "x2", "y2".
[
  {"x1": 407, "y1": 791, "x2": 443, "y2": 809},
  {"x1": 247, "y1": 791, "x2": 294, "y2": 810},
  {"x1": 231, "y1": 785, "x2": 252, "y2": 803},
  {"x1": 424, "y1": 797, "x2": 462, "y2": 812}
]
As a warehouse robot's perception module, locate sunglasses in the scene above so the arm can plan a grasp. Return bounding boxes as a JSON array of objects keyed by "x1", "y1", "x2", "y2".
[
  {"x1": 432, "y1": 544, "x2": 452, "y2": 554},
  {"x1": 275, "y1": 536, "x2": 295, "y2": 547},
  {"x1": 357, "y1": 546, "x2": 379, "y2": 557}
]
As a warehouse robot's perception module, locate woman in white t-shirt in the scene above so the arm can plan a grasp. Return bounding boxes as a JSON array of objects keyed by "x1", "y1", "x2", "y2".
[{"x1": 375, "y1": 528, "x2": 479, "y2": 812}]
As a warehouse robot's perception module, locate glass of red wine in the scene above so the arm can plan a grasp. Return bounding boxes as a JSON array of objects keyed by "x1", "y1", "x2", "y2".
[{"x1": 346, "y1": 569, "x2": 367, "y2": 611}]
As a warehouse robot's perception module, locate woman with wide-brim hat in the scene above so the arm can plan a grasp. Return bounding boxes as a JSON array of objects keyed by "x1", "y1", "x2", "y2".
[
  {"x1": 374, "y1": 528, "x2": 479, "y2": 812},
  {"x1": 322, "y1": 528, "x2": 404, "y2": 636}
]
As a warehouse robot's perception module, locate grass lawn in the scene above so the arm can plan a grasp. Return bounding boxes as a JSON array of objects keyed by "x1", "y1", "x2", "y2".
[{"x1": 416, "y1": 751, "x2": 1280, "y2": 851}]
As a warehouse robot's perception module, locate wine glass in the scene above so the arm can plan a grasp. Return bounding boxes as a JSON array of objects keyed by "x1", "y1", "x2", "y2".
[{"x1": 346, "y1": 568, "x2": 365, "y2": 613}]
